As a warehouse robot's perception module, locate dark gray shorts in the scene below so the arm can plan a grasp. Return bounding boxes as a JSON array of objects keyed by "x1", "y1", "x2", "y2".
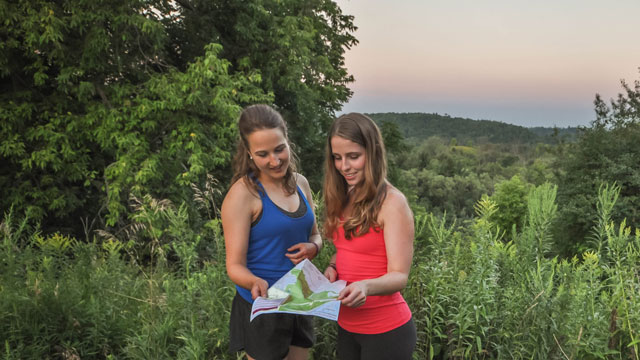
[
  {"x1": 337, "y1": 317, "x2": 416, "y2": 360},
  {"x1": 229, "y1": 292, "x2": 315, "y2": 360}
]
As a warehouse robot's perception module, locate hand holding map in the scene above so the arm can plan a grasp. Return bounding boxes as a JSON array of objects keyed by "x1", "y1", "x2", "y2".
[{"x1": 250, "y1": 259, "x2": 346, "y2": 321}]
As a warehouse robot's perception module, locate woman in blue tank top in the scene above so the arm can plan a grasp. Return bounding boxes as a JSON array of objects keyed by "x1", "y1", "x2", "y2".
[{"x1": 222, "y1": 104, "x2": 323, "y2": 360}]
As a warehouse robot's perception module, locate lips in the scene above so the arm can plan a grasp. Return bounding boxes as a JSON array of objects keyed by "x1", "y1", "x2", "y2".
[
  {"x1": 343, "y1": 172, "x2": 357, "y2": 181},
  {"x1": 269, "y1": 162, "x2": 284, "y2": 172}
]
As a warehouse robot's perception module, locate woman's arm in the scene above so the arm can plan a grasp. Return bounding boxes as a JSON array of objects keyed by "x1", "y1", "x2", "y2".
[
  {"x1": 286, "y1": 174, "x2": 323, "y2": 264},
  {"x1": 221, "y1": 180, "x2": 268, "y2": 299},
  {"x1": 338, "y1": 187, "x2": 414, "y2": 308}
]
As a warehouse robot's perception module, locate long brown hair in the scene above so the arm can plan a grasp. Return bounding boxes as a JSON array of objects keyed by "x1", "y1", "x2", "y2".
[
  {"x1": 231, "y1": 104, "x2": 298, "y2": 195},
  {"x1": 323, "y1": 113, "x2": 388, "y2": 239}
]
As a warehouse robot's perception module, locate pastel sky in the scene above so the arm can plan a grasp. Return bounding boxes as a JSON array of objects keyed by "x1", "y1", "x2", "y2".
[{"x1": 334, "y1": 0, "x2": 640, "y2": 127}]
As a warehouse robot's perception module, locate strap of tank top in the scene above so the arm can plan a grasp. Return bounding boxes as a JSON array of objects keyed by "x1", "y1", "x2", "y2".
[
  {"x1": 255, "y1": 181, "x2": 268, "y2": 198},
  {"x1": 247, "y1": 173, "x2": 267, "y2": 199}
]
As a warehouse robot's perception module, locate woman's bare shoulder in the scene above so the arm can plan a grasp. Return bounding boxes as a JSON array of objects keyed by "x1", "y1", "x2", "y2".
[
  {"x1": 294, "y1": 172, "x2": 313, "y2": 193},
  {"x1": 384, "y1": 184, "x2": 409, "y2": 206},
  {"x1": 223, "y1": 178, "x2": 260, "y2": 206},
  {"x1": 379, "y1": 183, "x2": 412, "y2": 222},
  {"x1": 294, "y1": 172, "x2": 309, "y2": 186}
]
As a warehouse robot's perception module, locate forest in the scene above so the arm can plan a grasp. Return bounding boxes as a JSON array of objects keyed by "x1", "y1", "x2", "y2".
[
  {"x1": 368, "y1": 112, "x2": 578, "y2": 145},
  {"x1": 1, "y1": 0, "x2": 639, "y2": 359}
]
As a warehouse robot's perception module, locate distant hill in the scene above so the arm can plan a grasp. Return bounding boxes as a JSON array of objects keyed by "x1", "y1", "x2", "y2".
[
  {"x1": 528, "y1": 126, "x2": 579, "y2": 141},
  {"x1": 366, "y1": 112, "x2": 578, "y2": 144}
]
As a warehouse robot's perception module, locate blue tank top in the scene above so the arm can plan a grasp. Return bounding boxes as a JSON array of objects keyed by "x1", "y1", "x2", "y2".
[{"x1": 236, "y1": 181, "x2": 315, "y2": 303}]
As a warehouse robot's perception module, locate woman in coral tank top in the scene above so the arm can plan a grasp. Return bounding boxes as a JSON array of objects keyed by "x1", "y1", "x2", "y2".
[{"x1": 322, "y1": 112, "x2": 416, "y2": 360}]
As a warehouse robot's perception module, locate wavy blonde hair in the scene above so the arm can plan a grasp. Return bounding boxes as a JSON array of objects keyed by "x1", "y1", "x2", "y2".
[
  {"x1": 231, "y1": 104, "x2": 298, "y2": 195},
  {"x1": 323, "y1": 113, "x2": 388, "y2": 239}
]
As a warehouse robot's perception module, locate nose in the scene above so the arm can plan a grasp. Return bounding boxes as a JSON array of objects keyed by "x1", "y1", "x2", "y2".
[
  {"x1": 269, "y1": 153, "x2": 280, "y2": 167},
  {"x1": 339, "y1": 158, "x2": 350, "y2": 171}
]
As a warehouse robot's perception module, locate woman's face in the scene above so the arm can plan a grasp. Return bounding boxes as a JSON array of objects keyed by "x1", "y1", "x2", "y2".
[
  {"x1": 247, "y1": 128, "x2": 290, "y2": 182},
  {"x1": 330, "y1": 135, "x2": 366, "y2": 188}
]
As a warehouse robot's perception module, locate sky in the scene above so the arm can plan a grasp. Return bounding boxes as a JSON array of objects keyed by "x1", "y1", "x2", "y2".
[{"x1": 334, "y1": 0, "x2": 640, "y2": 128}]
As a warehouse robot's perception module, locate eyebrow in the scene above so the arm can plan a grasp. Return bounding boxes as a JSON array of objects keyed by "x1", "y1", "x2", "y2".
[
  {"x1": 333, "y1": 151, "x2": 361, "y2": 156},
  {"x1": 254, "y1": 143, "x2": 286, "y2": 153}
]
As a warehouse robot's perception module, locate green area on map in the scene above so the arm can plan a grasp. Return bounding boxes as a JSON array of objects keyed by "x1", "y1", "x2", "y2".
[{"x1": 277, "y1": 268, "x2": 337, "y2": 312}]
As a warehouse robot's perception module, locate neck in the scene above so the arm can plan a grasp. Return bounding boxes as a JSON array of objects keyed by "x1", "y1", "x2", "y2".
[{"x1": 258, "y1": 173, "x2": 285, "y2": 188}]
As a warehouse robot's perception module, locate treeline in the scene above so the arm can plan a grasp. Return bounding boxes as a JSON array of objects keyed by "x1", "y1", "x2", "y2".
[
  {"x1": 377, "y1": 82, "x2": 640, "y2": 257},
  {"x1": 369, "y1": 112, "x2": 578, "y2": 145}
]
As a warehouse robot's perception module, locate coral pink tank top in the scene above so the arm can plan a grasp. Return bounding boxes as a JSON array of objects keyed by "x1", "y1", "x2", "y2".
[{"x1": 333, "y1": 225, "x2": 412, "y2": 334}]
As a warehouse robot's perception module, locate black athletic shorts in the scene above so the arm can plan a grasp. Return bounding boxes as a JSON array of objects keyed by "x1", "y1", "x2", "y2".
[
  {"x1": 229, "y1": 292, "x2": 315, "y2": 360},
  {"x1": 337, "y1": 317, "x2": 416, "y2": 360}
]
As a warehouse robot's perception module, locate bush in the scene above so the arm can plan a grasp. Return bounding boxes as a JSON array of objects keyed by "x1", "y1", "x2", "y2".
[
  {"x1": 2, "y1": 182, "x2": 639, "y2": 359},
  {"x1": 0, "y1": 204, "x2": 234, "y2": 359}
]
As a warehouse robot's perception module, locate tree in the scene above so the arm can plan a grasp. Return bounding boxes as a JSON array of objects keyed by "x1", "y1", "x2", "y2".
[
  {"x1": 0, "y1": 0, "x2": 356, "y2": 235},
  {"x1": 554, "y1": 71, "x2": 640, "y2": 255},
  {"x1": 489, "y1": 175, "x2": 531, "y2": 234},
  {"x1": 163, "y1": 0, "x2": 358, "y2": 188},
  {"x1": 379, "y1": 120, "x2": 408, "y2": 186}
]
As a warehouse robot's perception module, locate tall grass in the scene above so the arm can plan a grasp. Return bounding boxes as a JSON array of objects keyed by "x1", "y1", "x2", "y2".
[
  {"x1": 1, "y1": 182, "x2": 638, "y2": 359},
  {"x1": 0, "y1": 192, "x2": 234, "y2": 359},
  {"x1": 408, "y1": 183, "x2": 639, "y2": 360}
]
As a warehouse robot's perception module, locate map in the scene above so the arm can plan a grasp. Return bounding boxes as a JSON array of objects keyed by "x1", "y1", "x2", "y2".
[{"x1": 250, "y1": 259, "x2": 346, "y2": 321}]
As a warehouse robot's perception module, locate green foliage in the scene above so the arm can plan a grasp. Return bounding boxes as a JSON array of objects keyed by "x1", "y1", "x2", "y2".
[
  {"x1": 554, "y1": 73, "x2": 640, "y2": 256},
  {"x1": 0, "y1": 203, "x2": 233, "y2": 359},
  {"x1": 163, "y1": 0, "x2": 358, "y2": 189},
  {"x1": 0, "y1": 0, "x2": 265, "y2": 235},
  {"x1": 394, "y1": 137, "x2": 545, "y2": 221},
  {"x1": 408, "y1": 182, "x2": 639, "y2": 359},
  {"x1": 489, "y1": 175, "x2": 531, "y2": 234},
  {"x1": 528, "y1": 126, "x2": 579, "y2": 143},
  {"x1": 3, "y1": 1, "x2": 640, "y2": 357},
  {"x1": 380, "y1": 120, "x2": 409, "y2": 187},
  {"x1": 524, "y1": 183, "x2": 558, "y2": 260},
  {"x1": 368, "y1": 112, "x2": 573, "y2": 145},
  {"x1": 2, "y1": 182, "x2": 640, "y2": 359},
  {"x1": 0, "y1": 0, "x2": 357, "y2": 236},
  {"x1": 588, "y1": 183, "x2": 621, "y2": 258}
]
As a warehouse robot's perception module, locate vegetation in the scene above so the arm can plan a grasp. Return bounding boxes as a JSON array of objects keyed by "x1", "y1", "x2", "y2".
[
  {"x1": 0, "y1": 196, "x2": 235, "y2": 359},
  {"x1": 390, "y1": 136, "x2": 555, "y2": 222},
  {"x1": 408, "y1": 183, "x2": 639, "y2": 359},
  {"x1": 0, "y1": 0, "x2": 356, "y2": 237},
  {"x1": 2, "y1": 183, "x2": 639, "y2": 359},
  {"x1": 554, "y1": 76, "x2": 640, "y2": 255},
  {"x1": 1, "y1": 1, "x2": 640, "y2": 358},
  {"x1": 368, "y1": 112, "x2": 578, "y2": 145}
]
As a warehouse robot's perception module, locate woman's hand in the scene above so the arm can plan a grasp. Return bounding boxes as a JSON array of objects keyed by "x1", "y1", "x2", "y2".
[
  {"x1": 324, "y1": 264, "x2": 338, "y2": 282},
  {"x1": 338, "y1": 281, "x2": 368, "y2": 308},
  {"x1": 250, "y1": 277, "x2": 269, "y2": 300},
  {"x1": 285, "y1": 242, "x2": 318, "y2": 264}
]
